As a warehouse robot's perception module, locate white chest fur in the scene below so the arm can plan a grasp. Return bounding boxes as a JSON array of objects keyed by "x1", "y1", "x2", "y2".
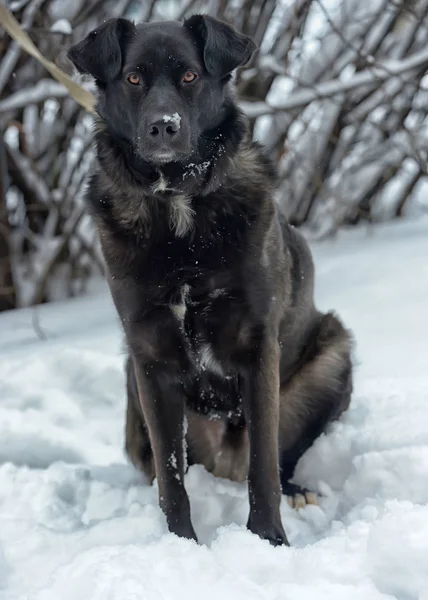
[
  {"x1": 151, "y1": 174, "x2": 195, "y2": 238},
  {"x1": 170, "y1": 284, "x2": 226, "y2": 377}
]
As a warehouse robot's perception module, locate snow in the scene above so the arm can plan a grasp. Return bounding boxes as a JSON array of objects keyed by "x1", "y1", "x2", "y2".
[
  {"x1": 1, "y1": 217, "x2": 428, "y2": 599},
  {"x1": 163, "y1": 113, "x2": 181, "y2": 128},
  {"x1": 50, "y1": 19, "x2": 72, "y2": 35},
  {"x1": 0, "y1": 80, "x2": 68, "y2": 113},
  {"x1": 183, "y1": 160, "x2": 213, "y2": 180}
]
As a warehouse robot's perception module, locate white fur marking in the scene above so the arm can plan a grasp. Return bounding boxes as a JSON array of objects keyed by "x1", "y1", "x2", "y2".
[
  {"x1": 170, "y1": 284, "x2": 190, "y2": 323},
  {"x1": 151, "y1": 173, "x2": 169, "y2": 194},
  {"x1": 171, "y1": 303, "x2": 186, "y2": 321},
  {"x1": 199, "y1": 343, "x2": 224, "y2": 377},
  {"x1": 169, "y1": 195, "x2": 195, "y2": 237}
]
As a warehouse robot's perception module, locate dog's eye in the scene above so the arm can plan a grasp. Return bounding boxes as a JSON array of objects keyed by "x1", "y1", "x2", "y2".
[
  {"x1": 127, "y1": 73, "x2": 141, "y2": 85},
  {"x1": 183, "y1": 71, "x2": 197, "y2": 83}
]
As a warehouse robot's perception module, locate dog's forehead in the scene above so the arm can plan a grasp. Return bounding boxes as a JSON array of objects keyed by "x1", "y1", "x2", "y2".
[{"x1": 125, "y1": 21, "x2": 201, "y2": 69}]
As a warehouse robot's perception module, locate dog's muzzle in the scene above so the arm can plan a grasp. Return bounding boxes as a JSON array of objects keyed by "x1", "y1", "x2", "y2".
[{"x1": 138, "y1": 112, "x2": 191, "y2": 164}]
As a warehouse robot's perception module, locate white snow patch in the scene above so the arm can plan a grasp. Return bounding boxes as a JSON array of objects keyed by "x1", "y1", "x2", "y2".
[
  {"x1": 50, "y1": 19, "x2": 72, "y2": 35},
  {"x1": 162, "y1": 113, "x2": 181, "y2": 129},
  {"x1": 183, "y1": 160, "x2": 212, "y2": 179},
  {"x1": 168, "y1": 453, "x2": 180, "y2": 481},
  {"x1": 210, "y1": 288, "x2": 227, "y2": 299},
  {"x1": 1, "y1": 217, "x2": 428, "y2": 598}
]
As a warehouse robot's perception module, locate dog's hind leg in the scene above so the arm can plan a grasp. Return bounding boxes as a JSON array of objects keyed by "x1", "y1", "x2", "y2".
[
  {"x1": 124, "y1": 357, "x2": 155, "y2": 482},
  {"x1": 279, "y1": 312, "x2": 353, "y2": 508},
  {"x1": 186, "y1": 411, "x2": 250, "y2": 482}
]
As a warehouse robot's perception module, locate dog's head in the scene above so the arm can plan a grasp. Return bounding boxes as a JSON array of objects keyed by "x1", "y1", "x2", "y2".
[{"x1": 68, "y1": 15, "x2": 256, "y2": 165}]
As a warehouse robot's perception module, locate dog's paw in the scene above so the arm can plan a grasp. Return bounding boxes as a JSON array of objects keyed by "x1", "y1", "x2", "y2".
[
  {"x1": 264, "y1": 531, "x2": 290, "y2": 547},
  {"x1": 247, "y1": 515, "x2": 290, "y2": 547},
  {"x1": 282, "y1": 481, "x2": 319, "y2": 509}
]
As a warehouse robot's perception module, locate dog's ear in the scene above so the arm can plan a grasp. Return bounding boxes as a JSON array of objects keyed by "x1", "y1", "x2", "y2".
[
  {"x1": 67, "y1": 18, "x2": 136, "y2": 82},
  {"x1": 184, "y1": 15, "x2": 256, "y2": 78}
]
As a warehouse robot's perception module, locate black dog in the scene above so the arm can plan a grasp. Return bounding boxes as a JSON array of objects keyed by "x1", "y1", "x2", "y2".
[{"x1": 68, "y1": 15, "x2": 353, "y2": 546}]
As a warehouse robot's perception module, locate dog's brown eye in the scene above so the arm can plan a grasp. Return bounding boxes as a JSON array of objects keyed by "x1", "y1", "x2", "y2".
[
  {"x1": 183, "y1": 71, "x2": 197, "y2": 83},
  {"x1": 127, "y1": 73, "x2": 141, "y2": 85}
]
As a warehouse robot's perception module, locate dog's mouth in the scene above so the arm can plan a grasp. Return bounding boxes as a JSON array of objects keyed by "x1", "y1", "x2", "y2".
[
  {"x1": 151, "y1": 149, "x2": 179, "y2": 164},
  {"x1": 132, "y1": 148, "x2": 178, "y2": 166},
  {"x1": 139, "y1": 146, "x2": 194, "y2": 166}
]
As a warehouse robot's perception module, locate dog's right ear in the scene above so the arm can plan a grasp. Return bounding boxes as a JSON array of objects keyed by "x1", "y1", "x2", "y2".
[{"x1": 67, "y1": 18, "x2": 136, "y2": 83}]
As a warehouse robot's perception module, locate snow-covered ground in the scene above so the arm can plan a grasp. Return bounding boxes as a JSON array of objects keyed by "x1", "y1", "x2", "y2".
[{"x1": 1, "y1": 217, "x2": 428, "y2": 600}]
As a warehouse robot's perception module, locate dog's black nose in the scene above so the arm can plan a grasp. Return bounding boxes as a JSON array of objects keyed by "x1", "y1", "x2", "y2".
[
  {"x1": 148, "y1": 117, "x2": 179, "y2": 139},
  {"x1": 138, "y1": 111, "x2": 189, "y2": 162}
]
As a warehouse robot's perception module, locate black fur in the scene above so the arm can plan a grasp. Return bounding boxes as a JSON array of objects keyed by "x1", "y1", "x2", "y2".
[{"x1": 68, "y1": 14, "x2": 353, "y2": 547}]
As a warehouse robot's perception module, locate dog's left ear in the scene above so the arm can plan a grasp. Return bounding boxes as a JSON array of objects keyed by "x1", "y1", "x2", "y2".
[{"x1": 184, "y1": 15, "x2": 256, "y2": 78}]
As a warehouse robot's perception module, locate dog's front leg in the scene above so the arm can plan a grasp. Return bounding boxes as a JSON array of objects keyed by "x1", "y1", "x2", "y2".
[
  {"x1": 123, "y1": 305, "x2": 197, "y2": 542},
  {"x1": 132, "y1": 356, "x2": 197, "y2": 541},
  {"x1": 242, "y1": 335, "x2": 289, "y2": 546}
]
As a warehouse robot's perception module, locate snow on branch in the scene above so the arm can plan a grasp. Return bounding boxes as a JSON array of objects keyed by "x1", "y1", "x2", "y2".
[
  {"x1": 241, "y1": 47, "x2": 428, "y2": 117},
  {"x1": 2, "y1": 0, "x2": 428, "y2": 310},
  {"x1": 0, "y1": 80, "x2": 68, "y2": 112}
]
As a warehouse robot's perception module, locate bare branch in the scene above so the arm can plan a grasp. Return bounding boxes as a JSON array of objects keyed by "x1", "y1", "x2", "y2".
[
  {"x1": 0, "y1": 0, "x2": 48, "y2": 95},
  {"x1": 0, "y1": 80, "x2": 68, "y2": 113},
  {"x1": 395, "y1": 167, "x2": 422, "y2": 217},
  {"x1": 30, "y1": 208, "x2": 85, "y2": 306},
  {"x1": 241, "y1": 47, "x2": 428, "y2": 117}
]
